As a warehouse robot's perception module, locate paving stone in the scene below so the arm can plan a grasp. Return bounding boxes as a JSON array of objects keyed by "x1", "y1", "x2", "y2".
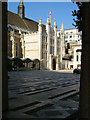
[{"x1": 7, "y1": 70, "x2": 80, "y2": 119}]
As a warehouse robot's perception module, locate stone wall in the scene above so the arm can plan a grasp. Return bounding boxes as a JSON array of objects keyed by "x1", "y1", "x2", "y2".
[{"x1": 24, "y1": 33, "x2": 39, "y2": 60}]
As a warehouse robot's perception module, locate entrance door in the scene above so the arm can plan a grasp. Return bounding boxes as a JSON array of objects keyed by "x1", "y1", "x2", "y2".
[
  {"x1": 52, "y1": 58, "x2": 56, "y2": 70},
  {"x1": 70, "y1": 65, "x2": 73, "y2": 69}
]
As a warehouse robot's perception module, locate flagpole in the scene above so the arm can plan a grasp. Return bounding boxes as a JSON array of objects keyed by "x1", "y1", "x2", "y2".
[{"x1": 49, "y1": 9, "x2": 51, "y2": 22}]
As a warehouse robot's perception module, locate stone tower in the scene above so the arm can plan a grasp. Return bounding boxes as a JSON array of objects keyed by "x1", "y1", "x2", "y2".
[
  {"x1": 18, "y1": 0, "x2": 25, "y2": 18},
  {"x1": 53, "y1": 19, "x2": 57, "y2": 55},
  {"x1": 38, "y1": 17, "x2": 42, "y2": 60},
  {"x1": 46, "y1": 17, "x2": 51, "y2": 69},
  {"x1": 46, "y1": 17, "x2": 51, "y2": 54},
  {"x1": 60, "y1": 23, "x2": 65, "y2": 57}
]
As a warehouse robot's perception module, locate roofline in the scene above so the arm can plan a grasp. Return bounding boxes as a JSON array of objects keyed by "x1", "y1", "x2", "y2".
[
  {"x1": 8, "y1": 11, "x2": 18, "y2": 15},
  {"x1": 8, "y1": 10, "x2": 46, "y2": 27},
  {"x1": 64, "y1": 28, "x2": 78, "y2": 30},
  {"x1": 57, "y1": 28, "x2": 78, "y2": 32}
]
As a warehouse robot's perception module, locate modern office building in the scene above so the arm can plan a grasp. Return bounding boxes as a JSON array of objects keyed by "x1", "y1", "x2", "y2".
[{"x1": 64, "y1": 28, "x2": 81, "y2": 43}]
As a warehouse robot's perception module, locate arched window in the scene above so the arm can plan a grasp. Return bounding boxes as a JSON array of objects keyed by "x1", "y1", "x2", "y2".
[
  {"x1": 10, "y1": 40, "x2": 12, "y2": 57},
  {"x1": 77, "y1": 55, "x2": 78, "y2": 61}
]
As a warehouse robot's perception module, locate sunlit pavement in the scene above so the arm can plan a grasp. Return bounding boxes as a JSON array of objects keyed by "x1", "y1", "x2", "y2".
[{"x1": 6, "y1": 70, "x2": 80, "y2": 119}]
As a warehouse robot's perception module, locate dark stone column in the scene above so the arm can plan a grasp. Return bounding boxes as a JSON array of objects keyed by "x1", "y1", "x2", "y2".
[
  {"x1": 1, "y1": 1, "x2": 8, "y2": 118},
  {"x1": 0, "y1": 2, "x2": 2, "y2": 119},
  {"x1": 79, "y1": 2, "x2": 90, "y2": 119}
]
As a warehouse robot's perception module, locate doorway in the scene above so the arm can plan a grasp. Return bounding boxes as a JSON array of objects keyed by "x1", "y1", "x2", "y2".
[{"x1": 52, "y1": 58, "x2": 56, "y2": 70}]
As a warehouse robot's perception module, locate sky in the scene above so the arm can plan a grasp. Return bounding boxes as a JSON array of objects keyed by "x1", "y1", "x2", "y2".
[{"x1": 7, "y1": 2, "x2": 78, "y2": 30}]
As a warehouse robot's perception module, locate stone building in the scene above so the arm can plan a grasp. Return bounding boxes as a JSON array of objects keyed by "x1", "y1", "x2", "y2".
[
  {"x1": 8, "y1": 0, "x2": 65, "y2": 70},
  {"x1": 24, "y1": 18, "x2": 65, "y2": 70},
  {"x1": 67, "y1": 46, "x2": 82, "y2": 69},
  {"x1": 57, "y1": 27, "x2": 82, "y2": 70},
  {"x1": 63, "y1": 40, "x2": 82, "y2": 70}
]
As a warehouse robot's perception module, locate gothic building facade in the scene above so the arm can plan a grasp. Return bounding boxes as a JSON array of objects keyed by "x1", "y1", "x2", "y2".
[{"x1": 8, "y1": 0, "x2": 65, "y2": 70}]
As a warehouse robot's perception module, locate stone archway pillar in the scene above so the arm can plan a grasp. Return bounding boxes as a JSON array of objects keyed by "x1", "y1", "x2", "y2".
[
  {"x1": 56, "y1": 56, "x2": 59, "y2": 70},
  {"x1": 10, "y1": 30, "x2": 16, "y2": 58},
  {"x1": 0, "y1": 2, "x2": 8, "y2": 119},
  {"x1": 20, "y1": 34, "x2": 25, "y2": 58},
  {"x1": 79, "y1": 2, "x2": 90, "y2": 119},
  {"x1": 48, "y1": 54, "x2": 52, "y2": 70}
]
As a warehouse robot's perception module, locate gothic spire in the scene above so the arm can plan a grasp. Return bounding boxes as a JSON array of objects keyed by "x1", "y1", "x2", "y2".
[
  {"x1": 18, "y1": 0, "x2": 25, "y2": 18},
  {"x1": 61, "y1": 22, "x2": 64, "y2": 31},
  {"x1": 19, "y1": 0, "x2": 23, "y2": 6}
]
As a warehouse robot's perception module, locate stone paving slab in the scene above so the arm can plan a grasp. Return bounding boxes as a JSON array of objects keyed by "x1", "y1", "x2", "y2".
[
  {"x1": 8, "y1": 84, "x2": 79, "y2": 109},
  {"x1": 6, "y1": 70, "x2": 80, "y2": 119}
]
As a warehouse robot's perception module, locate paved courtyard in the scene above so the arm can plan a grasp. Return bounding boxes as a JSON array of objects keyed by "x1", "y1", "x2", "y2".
[{"x1": 6, "y1": 70, "x2": 80, "y2": 119}]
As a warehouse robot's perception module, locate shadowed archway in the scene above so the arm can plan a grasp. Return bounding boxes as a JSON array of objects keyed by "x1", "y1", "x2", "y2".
[{"x1": 52, "y1": 58, "x2": 56, "y2": 70}]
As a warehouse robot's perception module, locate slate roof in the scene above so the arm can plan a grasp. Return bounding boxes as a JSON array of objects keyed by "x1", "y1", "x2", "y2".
[
  {"x1": 8, "y1": 11, "x2": 27, "y2": 30},
  {"x1": 23, "y1": 17, "x2": 38, "y2": 31},
  {"x1": 8, "y1": 11, "x2": 46, "y2": 32}
]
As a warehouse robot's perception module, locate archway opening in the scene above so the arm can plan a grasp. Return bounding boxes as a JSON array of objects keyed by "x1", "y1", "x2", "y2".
[{"x1": 52, "y1": 58, "x2": 56, "y2": 70}]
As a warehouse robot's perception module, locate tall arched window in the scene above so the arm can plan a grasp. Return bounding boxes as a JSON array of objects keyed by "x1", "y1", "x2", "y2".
[{"x1": 77, "y1": 55, "x2": 78, "y2": 61}]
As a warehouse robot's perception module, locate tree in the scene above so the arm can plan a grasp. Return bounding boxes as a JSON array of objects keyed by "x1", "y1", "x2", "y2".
[{"x1": 72, "y1": 2, "x2": 83, "y2": 31}]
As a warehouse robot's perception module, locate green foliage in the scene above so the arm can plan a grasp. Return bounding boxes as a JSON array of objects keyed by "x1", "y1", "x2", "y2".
[{"x1": 72, "y1": 2, "x2": 83, "y2": 31}]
